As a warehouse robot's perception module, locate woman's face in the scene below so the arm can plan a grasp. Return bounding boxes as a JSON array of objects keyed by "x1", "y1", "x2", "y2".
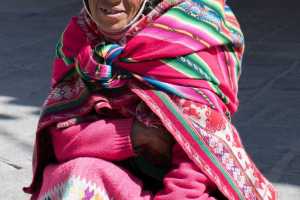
[{"x1": 88, "y1": 0, "x2": 143, "y2": 33}]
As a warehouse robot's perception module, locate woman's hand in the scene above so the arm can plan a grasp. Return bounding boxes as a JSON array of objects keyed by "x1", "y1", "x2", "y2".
[{"x1": 131, "y1": 119, "x2": 175, "y2": 167}]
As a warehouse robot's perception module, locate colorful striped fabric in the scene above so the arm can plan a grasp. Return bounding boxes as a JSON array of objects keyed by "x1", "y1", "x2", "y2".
[
  {"x1": 76, "y1": 44, "x2": 127, "y2": 88},
  {"x1": 117, "y1": 0, "x2": 244, "y2": 115},
  {"x1": 24, "y1": 0, "x2": 277, "y2": 199},
  {"x1": 131, "y1": 82, "x2": 277, "y2": 200}
]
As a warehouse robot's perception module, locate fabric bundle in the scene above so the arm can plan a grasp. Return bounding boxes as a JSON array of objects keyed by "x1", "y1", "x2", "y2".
[{"x1": 24, "y1": 0, "x2": 277, "y2": 199}]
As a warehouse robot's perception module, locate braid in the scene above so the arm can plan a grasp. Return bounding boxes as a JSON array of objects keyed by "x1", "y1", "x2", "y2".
[{"x1": 143, "y1": 0, "x2": 162, "y2": 15}]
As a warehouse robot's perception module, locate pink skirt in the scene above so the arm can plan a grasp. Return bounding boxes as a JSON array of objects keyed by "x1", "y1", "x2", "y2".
[{"x1": 34, "y1": 157, "x2": 152, "y2": 200}]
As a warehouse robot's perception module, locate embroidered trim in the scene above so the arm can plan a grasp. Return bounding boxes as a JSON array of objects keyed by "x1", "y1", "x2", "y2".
[{"x1": 39, "y1": 176, "x2": 111, "y2": 200}]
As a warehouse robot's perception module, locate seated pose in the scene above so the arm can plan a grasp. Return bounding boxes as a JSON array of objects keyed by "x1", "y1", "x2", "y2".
[{"x1": 24, "y1": 0, "x2": 277, "y2": 199}]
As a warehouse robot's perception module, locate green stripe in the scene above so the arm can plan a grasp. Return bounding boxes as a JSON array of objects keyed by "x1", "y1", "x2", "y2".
[
  {"x1": 161, "y1": 58, "x2": 209, "y2": 79},
  {"x1": 176, "y1": 2, "x2": 224, "y2": 29},
  {"x1": 167, "y1": 8, "x2": 230, "y2": 44},
  {"x1": 162, "y1": 53, "x2": 230, "y2": 104},
  {"x1": 208, "y1": 81, "x2": 230, "y2": 104},
  {"x1": 41, "y1": 88, "x2": 90, "y2": 117},
  {"x1": 155, "y1": 91, "x2": 244, "y2": 199},
  {"x1": 164, "y1": 53, "x2": 230, "y2": 104},
  {"x1": 187, "y1": 53, "x2": 220, "y2": 85},
  {"x1": 75, "y1": 64, "x2": 91, "y2": 81},
  {"x1": 198, "y1": 0, "x2": 224, "y2": 19},
  {"x1": 226, "y1": 45, "x2": 242, "y2": 79},
  {"x1": 176, "y1": 1, "x2": 244, "y2": 51},
  {"x1": 223, "y1": 7, "x2": 244, "y2": 37},
  {"x1": 57, "y1": 68, "x2": 77, "y2": 82},
  {"x1": 161, "y1": 55, "x2": 220, "y2": 84},
  {"x1": 55, "y1": 38, "x2": 75, "y2": 65}
]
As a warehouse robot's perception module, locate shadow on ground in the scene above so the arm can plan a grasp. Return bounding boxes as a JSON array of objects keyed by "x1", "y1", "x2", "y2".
[{"x1": 0, "y1": 1, "x2": 299, "y2": 198}]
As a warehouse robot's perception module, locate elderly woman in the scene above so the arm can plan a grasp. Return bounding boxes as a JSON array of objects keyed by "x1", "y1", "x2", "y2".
[{"x1": 24, "y1": 0, "x2": 277, "y2": 199}]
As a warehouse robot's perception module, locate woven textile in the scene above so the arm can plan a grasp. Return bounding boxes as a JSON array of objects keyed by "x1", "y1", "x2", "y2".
[{"x1": 25, "y1": 0, "x2": 277, "y2": 199}]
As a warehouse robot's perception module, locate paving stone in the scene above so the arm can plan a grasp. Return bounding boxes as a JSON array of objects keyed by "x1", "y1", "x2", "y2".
[
  {"x1": 235, "y1": 90, "x2": 300, "y2": 127},
  {"x1": 245, "y1": 42, "x2": 300, "y2": 60},
  {"x1": 287, "y1": 152, "x2": 300, "y2": 166},
  {"x1": 275, "y1": 183, "x2": 300, "y2": 200},
  {"x1": 272, "y1": 65, "x2": 300, "y2": 91},
  {"x1": 279, "y1": 172, "x2": 300, "y2": 187},
  {"x1": 0, "y1": 163, "x2": 30, "y2": 200},
  {"x1": 239, "y1": 63, "x2": 286, "y2": 90},
  {"x1": 1, "y1": 0, "x2": 300, "y2": 199}
]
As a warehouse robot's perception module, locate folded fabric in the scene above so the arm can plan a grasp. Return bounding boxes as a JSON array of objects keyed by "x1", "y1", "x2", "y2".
[{"x1": 25, "y1": 0, "x2": 277, "y2": 199}]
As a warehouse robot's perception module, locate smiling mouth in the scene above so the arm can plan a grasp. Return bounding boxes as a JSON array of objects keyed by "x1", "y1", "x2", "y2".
[{"x1": 99, "y1": 7, "x2": 124, "y2": 15}]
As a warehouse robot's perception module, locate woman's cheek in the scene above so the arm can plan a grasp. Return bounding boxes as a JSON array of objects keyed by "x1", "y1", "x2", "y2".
[
  {"x1": 126, "y1": 0, "x2": 143, "y2": 16},
  {"x1": 88, "y1": 0, "x2": 98, "y2": 17}
]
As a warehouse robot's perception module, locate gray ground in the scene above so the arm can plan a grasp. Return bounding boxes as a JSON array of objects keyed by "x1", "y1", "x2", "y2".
[{"x1": 0, "y1": 0, "x2": 299, "y2": 199}]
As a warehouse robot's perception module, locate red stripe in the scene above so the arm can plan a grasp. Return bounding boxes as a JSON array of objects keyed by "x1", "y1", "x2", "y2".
[{"x1": 131, "y1": 84, "x2": 240, "y2": 200}]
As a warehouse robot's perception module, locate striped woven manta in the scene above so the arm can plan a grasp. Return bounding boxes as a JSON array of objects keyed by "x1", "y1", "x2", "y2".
[{"x1": 25, "y1": 0, "x2": 277, "y2": 199}]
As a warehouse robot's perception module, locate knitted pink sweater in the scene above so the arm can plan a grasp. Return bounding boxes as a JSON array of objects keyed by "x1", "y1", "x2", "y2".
[{"x1": 50, "y1": 118, "x2": 222, "y2": 199}]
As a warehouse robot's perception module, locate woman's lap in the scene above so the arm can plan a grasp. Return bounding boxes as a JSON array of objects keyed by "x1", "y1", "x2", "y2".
[
  {"x1": 36, "y1": 157, "x2": 151, "y2": 200},
  {"x1": 35, "y1": 157, "x2": 220, "y2": 200}
]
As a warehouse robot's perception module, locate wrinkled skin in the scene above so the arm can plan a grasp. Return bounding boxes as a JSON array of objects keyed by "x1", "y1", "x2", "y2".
[{"x1": 87, "y1": 0, "x2": 143, "y2": 32}]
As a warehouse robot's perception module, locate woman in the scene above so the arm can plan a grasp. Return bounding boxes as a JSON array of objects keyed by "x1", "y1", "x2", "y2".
[{"x1": 24, "y1": 0, "x2": 277, "y2": 199}]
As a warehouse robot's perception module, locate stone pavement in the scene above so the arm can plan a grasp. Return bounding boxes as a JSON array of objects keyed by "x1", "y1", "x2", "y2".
[{"x1": 0, "y1": 0, "x2": 299, "y2": 199}]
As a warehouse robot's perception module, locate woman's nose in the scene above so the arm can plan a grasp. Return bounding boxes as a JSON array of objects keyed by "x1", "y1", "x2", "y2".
[{"x1": 102, "y1": 0, "x2": 122, "y2": 6}]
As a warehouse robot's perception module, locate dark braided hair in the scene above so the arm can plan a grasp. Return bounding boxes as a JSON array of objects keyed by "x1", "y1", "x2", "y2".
[{"x1": 143, "y1": 0, "x2": 162, "y2": 15}]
